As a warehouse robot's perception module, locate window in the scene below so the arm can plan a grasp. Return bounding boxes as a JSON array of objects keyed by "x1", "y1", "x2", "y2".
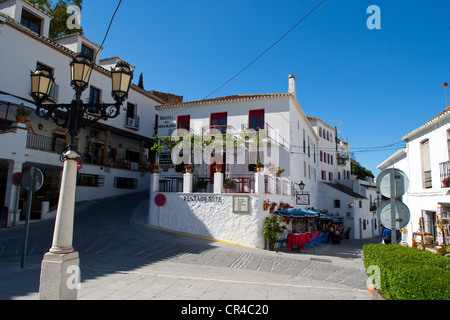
[
  {"x1": 334, "y1": 200, "x2": 341, "y2": 208},
  {"x1": 320, "y1": 151, "x2": 323, "y2": 162},
  {"x1": 89, "y1": 86, "x2": 101, "y2": 104},
  {"x1": 81, "y1": 44, "x2": 95, "y2": 61},
  {"x1": 21, "y1": 9, "x2": 42, "y2": 34},
  {"x1": 177, "y1": 115, "x2": 190, "y2": 131},
  {"x1": 319, "y1": 127, "x2": 322, "y2": 137},
  {"x1": 321, "y1": 170, "x2": 327, "y2": 180},
  {"x1": 420, "y1": 139, "x2": 432, "y2": 189},
  {"x1": 77, "y1": 174, "x2": 105, "y2": 187},
  {"x1": 127, "y1": 102, "x2": 136, "y2": 119},
  {"x1": 304, "y1": 161, "x2": 307, "y2": 177},
  {"x1": 249, "y1": 109, "x2": 264, "y2": 131},
  {"x1": 329, "y1": 172, "x2": 333, "y2": 181},
  {"x1": 211, "y1": 112, "x2": 227, "y2": 134},
  {"x1": 447, "y1": 129, "x2": 450, "y2": 160},
  {"x1": 303, "y1": 129, "x2": 306, "y2": 153},
  {"x1": 114, "y1": 177, "x2": 137, "y2": 189}
]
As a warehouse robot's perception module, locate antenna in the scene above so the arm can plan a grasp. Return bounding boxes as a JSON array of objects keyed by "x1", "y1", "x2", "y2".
[{"x1": 334, "y1": 120, "x2": 342, "y2": 139}]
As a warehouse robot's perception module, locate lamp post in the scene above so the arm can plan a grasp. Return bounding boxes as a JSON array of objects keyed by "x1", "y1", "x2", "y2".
[{"x1": 30, "y1": 53, "x2": 133, "y2": 300}]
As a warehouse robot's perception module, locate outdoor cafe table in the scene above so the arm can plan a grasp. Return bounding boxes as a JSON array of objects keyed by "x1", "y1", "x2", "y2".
[{"x1": 287, "y1": 232, "x2": 321, "y2": 251}]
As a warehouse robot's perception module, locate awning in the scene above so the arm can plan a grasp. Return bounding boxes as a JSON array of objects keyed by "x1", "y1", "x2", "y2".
[
  {"x1": 275, "y1": 208, "x2": 320, "y2": 218},
  {"x1": 0, "y1": 94, "x2": 36, "y2": 110},
  {"x1": 318, "y1": 213, "x2": 342, "y2": 222},
  {"x1": 0, "y1": 94, "x2": 37, "y2": 121}
]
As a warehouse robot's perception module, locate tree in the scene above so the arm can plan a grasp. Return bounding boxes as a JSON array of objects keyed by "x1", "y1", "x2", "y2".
[
  {"x1": 137, "y1": 73, "x2": 144, "y2": 90},
  {"x1": 351, "y1": 159, "x2": 375, "y2": 180},
  {"x1": 26, "y1": 0, "x2": 83, "y2": 39}
]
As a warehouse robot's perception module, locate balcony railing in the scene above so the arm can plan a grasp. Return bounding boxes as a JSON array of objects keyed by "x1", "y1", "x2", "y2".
[
  {"x1": 26, "y1": 133, "x2": 65, "y2": 154},
  {"x1": 440, "y1": 161, "x2": 450, "y2": 188}
]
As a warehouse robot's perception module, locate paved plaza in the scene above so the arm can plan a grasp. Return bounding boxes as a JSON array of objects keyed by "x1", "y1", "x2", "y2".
[{"x1": 0, "y1": 192, "x2": 377, "y2": 301}]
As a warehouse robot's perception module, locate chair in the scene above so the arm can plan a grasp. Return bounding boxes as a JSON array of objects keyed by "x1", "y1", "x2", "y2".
[
  {"x1": 303, "y1": 234, "x2": 319, "y2": 254},
  {"x1": 275, "y1": 230, "x2": 289, "y2": 253}
]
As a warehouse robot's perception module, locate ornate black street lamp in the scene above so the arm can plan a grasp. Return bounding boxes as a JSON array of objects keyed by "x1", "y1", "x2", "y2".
[
  {"x1": 31, "y1": 53, "x2": 133, "y2": 148},
  {"x1": 30, "y1": 53, "x2": 133, "y2": 300}
]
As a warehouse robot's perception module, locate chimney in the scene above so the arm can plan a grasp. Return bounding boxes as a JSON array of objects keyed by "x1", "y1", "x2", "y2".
[{"x1": 288, "y1": 74, "x2": 296, "y2": 98}]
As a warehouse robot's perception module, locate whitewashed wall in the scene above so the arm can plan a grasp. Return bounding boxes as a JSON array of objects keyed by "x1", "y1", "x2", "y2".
[{"x1": 148, "y1": 192, "x2": 272, "y2": 249}]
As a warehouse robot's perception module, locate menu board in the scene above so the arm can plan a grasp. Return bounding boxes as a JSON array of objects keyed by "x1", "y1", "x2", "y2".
[{"x1": 233, "y1": 195, "x2": 250, "y2": 214}]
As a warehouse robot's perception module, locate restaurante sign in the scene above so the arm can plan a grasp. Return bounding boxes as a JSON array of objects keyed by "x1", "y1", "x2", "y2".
[{"x1": 183, "y1": 196, "x2": 223, "y2": 203}]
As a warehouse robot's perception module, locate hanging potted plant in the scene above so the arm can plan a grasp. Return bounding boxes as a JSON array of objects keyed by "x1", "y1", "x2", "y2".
[
  {"x1": 185, "y1": 163, "x2": 194, "y2": 173},
  {"x1": 16, "y1": 106, "x2": 32, "y2": 123},
  {"x1": 263, "y1": 199, "x2": 270, "y2": 211},
  {"x1": 269, "y1": 202, "x2": 277, "y2": 213},
  {"x1": 276, "y1": 167, "x2": 284, "y2": 177}
]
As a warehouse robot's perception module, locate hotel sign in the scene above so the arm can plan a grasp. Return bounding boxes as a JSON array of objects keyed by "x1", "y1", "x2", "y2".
[{"x1": 296, "y1": 193, "x2": 310, "y2": 205}]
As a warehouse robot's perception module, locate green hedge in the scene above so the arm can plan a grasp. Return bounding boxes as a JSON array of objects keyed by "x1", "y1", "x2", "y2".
[{"x1": 363, "y1": 244, "x2": 450, "y2": 300}]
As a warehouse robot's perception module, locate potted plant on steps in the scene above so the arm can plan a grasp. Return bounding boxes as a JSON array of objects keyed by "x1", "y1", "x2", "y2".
[{"x1": 263, "y1": 215, "x2": 287, "y2": 251}]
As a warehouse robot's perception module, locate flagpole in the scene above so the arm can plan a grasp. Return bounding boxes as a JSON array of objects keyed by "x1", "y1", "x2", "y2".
[{"x1": 444, "y1": 82, "x2": 449, "y2": 107}]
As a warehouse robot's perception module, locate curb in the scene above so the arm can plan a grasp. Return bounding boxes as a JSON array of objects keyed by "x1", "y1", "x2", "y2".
[{"x1": 367, "y1": 281, "x2": 384, "y2": 300}]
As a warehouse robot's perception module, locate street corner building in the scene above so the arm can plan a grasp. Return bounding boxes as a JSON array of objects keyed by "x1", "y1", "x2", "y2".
[
  {"x1": 378, "y1": 105, "x2": 450, "y2": 248},
  {"x1": 148, "y1": 74, "x2": 381, "y2": 248},
  {"x1": 0, "y1": 0, "x2": 179, "y2": 226}
]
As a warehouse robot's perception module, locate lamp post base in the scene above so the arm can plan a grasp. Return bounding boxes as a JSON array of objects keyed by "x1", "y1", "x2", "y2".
[{"x1": 39, "y1": 251, "x2": 80, "y2": 300}]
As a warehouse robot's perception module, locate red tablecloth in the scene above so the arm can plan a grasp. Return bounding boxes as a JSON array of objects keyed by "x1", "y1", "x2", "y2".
[{"x1": 287, "y1": 232, "x2": 321, "y2": 250}]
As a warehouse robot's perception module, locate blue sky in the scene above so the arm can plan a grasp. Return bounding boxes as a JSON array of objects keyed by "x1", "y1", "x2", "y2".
[{"x1": 80, "y1": 0, "x2": 450, "y2": 176}]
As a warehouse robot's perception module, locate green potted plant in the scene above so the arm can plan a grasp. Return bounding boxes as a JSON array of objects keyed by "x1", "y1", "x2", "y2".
[
  {"x1": 185, "y1": 163, "x2": 194, "y2": 173},
  {"x1": 16, "y1": 106, "x2": 32, "y2": 123},
  {"x1": 443, "y1": 177, "x2": 450, "y2": 188},
  {"x1": 276, "y1": 167, "x2": 284, "y2": 177},
  {"x1": 263, "y1": 216, "x2": 287, "y2": 250},
  {"x1": 256, "y1": 161, "x2": 264, "y2": 172},
  {"x1": 224, "y1": 178, "x2": 237, "y2": 190},
  {"x1": 150, "y1": 163, "x2": 159, "y2": 173}
]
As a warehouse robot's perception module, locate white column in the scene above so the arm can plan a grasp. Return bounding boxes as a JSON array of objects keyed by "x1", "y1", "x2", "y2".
[
  {"x1": 268, "y1": 175, "x2": 276, "y2": 194},
  {"x1": 183, "y1": 173, "x2": 193, "y2": 193},
  {"x1": 39, "y1": 150, "x2": 80, "y2": 300},
  {"x1": 150, "y1": 173, "x2": 159, "y2": 194},
  {"x1": 255, "y1": 172, "x2": 265, "y2": 194},
  {"x1": 4, "y1": 160, "x2": 23, "y2": 226},
  {"x1": 214, "y1": 172, "x2": 224, "y2": 194}
]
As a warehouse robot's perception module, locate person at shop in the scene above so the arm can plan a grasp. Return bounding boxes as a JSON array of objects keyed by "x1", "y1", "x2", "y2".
[
  {"x1": 381, "y1": 228, "x2": 402, "y2": 244},
  {"x1": 334, "y1": 224, "x2": 342, "y2": 245}
]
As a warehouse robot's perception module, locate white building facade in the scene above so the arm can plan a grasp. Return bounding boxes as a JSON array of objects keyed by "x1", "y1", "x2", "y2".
[
  {"x1": 150, "y1": 75, "x2": 378, "y2": 246},
  {"x1": 378, "y1": 106, "x2": 450, "y2": 247},
  {"x1": 0, "y1": 0, "x2": 168, "y2": 225}
]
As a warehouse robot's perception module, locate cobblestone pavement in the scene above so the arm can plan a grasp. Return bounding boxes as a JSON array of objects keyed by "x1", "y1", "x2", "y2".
[{"x1": 0, "y1": 192, "x2": 378, "y2": 300}]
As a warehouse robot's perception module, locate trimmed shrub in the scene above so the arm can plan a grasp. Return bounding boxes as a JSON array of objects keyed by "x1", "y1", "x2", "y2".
[{"x1": 363, "y1": 244, "x2": 450, "y2": 300}]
